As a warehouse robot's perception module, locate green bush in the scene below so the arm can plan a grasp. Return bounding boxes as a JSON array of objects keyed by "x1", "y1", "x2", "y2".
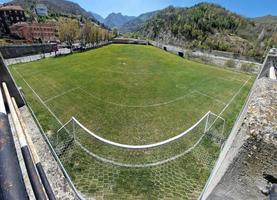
[
  {"x1": 241, "y1": 63, "x2": 255, "y2": 72},
  {"x1": 199, "y1": 55, "x2": 211, "y2": 64},
  {"x1": 185, "y1": 50, "x2": 193, "y2": 59},
  {"x1": 225, "y1": 60, "x2": 236, "y2": 68}
]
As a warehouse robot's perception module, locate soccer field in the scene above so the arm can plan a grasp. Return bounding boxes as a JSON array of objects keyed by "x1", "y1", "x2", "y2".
[{"x1": 10, "y1": 44, "x2": 254, "y2": 199}]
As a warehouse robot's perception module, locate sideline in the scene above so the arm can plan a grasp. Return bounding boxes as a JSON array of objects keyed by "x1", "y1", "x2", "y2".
[{"x1": 13, "y1": 68, "x2": 64, "y2": 126}]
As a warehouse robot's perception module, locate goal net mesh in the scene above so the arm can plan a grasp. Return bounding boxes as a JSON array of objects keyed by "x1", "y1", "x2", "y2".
[{"x1": 51, "y1": 111, "x2": 225, "y2": 199}]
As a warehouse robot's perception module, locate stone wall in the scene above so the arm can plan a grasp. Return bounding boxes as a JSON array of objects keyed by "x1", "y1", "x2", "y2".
[
  {"x1": 112, "y1": 38, "x2": 148, "y2": 45},
  {"x1": 0, "y1": 44, "x2": 55, "y2": 59},
  {"x1": 207, "y1": 78, "x2": 277, "y2": 200},
  {"x1": 149, "y1": 41, "x2": 261, "y2": 74},
  {"x1": 200, "y1": 53, "x2": 277, "y2": 200},
  {"x1": 259, "y1": 54, "x2": 277, "y2": 79}
]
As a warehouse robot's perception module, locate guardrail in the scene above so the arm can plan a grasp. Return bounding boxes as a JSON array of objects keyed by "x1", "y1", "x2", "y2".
[
  {"x1": 0, "y1": 53, "x2": 25, "y2": 108},
  {"x1": 0, "y1": 44, "x2": 55, "y2": 59},
  {"x1": 0, "y1": 87, "x2": 29, "y2": 200},
  {"x1": 24, "y1": 100, "x2": 86, "y2": 200},
  {"x1": 198, "y1": 51, "x2": 272, "y2": 199}
]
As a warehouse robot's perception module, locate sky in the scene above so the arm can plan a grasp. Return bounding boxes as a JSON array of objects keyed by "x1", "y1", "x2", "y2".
[{"x1": 1, "y1": 0, "x2": 277, "y2": 18}]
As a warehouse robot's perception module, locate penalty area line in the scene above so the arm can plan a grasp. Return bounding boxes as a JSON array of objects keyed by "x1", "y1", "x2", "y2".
[
  {"x1": 78, "y1": 87, "x2": 196, "y2": 108},
  {"x1": 13, "y1": 68, "x2": 64, "y2": 126},
  {"x1": 193, "y1": 90, "x2": 226, "y2": 106},
  {"x1": 44, "y1": 87, "x2": 80, "y2": 103}
]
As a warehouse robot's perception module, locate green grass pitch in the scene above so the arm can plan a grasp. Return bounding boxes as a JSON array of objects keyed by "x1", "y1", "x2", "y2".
[{"x1": 10, "y1": 44, "x2": 254, "y2": 199}]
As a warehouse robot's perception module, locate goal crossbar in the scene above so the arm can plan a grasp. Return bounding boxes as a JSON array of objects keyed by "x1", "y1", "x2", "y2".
[{"x1": 58, "y1": 111, "x2": 216, "y2": 150}]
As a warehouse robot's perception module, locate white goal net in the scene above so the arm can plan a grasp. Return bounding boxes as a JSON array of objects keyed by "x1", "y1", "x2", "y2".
[{"x1": 51, "y1": 111, "x2": 225, "y2": 199}]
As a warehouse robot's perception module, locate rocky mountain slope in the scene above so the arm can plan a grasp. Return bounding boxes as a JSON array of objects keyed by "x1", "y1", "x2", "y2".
[
  {"x1": 10, "y1": 0, "x2": 91, "y2": 18},
  {"x1": 133, "y1": 3, "x2": 276, "y2": 58},
  {"x1": 140, "y1": 4, "x2": 251, "y2": 50},
  {"x1": 90, "y1": 12, "x2": 105, "y2": 23},
  {"x1": 253, "y1": 15, "x2": 277, "y2": 24},
  {"x1": 120, "y1": 11, "x2": 158, "y2": 32},
  {"x1": 103, "y1": 12, "x2": 135, "y2": 28}
]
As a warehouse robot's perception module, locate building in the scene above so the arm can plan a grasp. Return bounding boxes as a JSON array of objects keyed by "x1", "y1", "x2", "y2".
[
  {"x1": 0, "y1": 5, "x2": 26, "y2": 36},
  {"x1": 10, "y1": 22, "x2": 58, "y2": 42},
  {"x1": 35, "y1": 4, "x2": 48, "y2": 16}
]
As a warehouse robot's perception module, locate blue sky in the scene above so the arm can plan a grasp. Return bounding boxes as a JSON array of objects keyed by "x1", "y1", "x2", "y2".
[{"x1": 1, "y1": 0, "x2": 277, "y2": 18}]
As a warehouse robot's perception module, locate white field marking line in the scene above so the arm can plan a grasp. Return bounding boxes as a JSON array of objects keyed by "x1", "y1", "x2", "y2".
[
  {"x1": 89, "y1": 66, "x2": 192, "y2": 75},
  {"x1": 79, "y1": 87, "x2": 196, "y2": 108},
  {"x1": 74, "y1": 111, "x2": 222, "y2": 167},
  {"x1": 207, "y1": 77, "x2": 251, "y2": 131},
  {"x1": 13, "y1": 68, "x2": 64, "y2": 126},
  {"x1": 193, "y1": 90, "x2": 226, "y2": 106},
  {"x1": 75, "y1": 133, "x2": 206, "y2": 168},
  {"x1": 44, "y1": 87, "x2": 80, "y2": 103},
  {"x1": 72, "y1": 111, "x2": 210, "y2": 149},
  {"x1": 14, "y1": 66, "x2": 211, "y2": 149},
  {"x1": 217, "y1": 76, "x2": 246, "y2": 83}
]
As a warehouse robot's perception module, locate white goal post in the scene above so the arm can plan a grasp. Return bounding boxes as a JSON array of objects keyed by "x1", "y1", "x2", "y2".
[{"x1": 54, "y1": 111, "x2": 225, "y2": 168}]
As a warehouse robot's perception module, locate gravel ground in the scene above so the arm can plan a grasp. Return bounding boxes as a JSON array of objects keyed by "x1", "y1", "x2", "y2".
[
  {"x1": 9, "y1": 106, "x2": 78, "y2": 200},
  {"x1": 207, "y1": 77, "x2": 277, "y2": 200}
]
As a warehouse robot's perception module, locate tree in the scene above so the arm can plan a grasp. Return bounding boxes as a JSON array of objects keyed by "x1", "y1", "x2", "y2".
[
  {"x1": 112, "y1": 27, "x2": 118, "y2": 37},
  {"x1": 81, "y1": 20, "x2": 93, "y2": 45},
  {"x1": 91, "y1": 26, "x2": 98, "y2": 43},
  {"x1": 58, "y1": 19, "x2": 80, "y2": 46},
  {"x1": 272, "y1": 32, "x2": 277, "y2": 46}
]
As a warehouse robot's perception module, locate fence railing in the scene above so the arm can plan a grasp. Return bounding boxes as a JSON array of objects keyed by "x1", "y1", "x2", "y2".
[
  {"x1": 49, "y1": 110, "x2": 226, "y2": 198},
  {"x1": 199, "y1": 51, "x2": 271, "y2": 200},
  {"x1": 0, "y1": 88, "x2": 29, "y2": 200}
]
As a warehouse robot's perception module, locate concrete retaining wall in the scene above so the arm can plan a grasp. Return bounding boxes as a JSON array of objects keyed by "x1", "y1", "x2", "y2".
[
  {"x1": 200, "y1": 53, "x2": 277, "y2": 199},
  {"x1": 0, "y1": 53, "x2": 25, "y2": 108},
  {"x1": 149, "y1": 41, "x2": 261, "y2": 73},
  {"x1": 259, "y1": 54, "x2": 277, "y2": 79},
  {"x1": 112, "y1": 38, "x2": 148, "y2": 45},
  {"x1": 0, "y1": 44, "x2": 55, "y2": 59}
]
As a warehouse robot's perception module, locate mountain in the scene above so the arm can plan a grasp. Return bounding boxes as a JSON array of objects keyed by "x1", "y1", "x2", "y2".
[
  {"x1": 251, "y1": 15, "x2": 277, "y2": 39},
  {"x1": 252, "y1": 15, "x2": 277, "y2": 24},
  {"x1": 9, "y1": 0, "x2": 91, "y2": 18},
  {"x1": 104, "y1": 12, "x2": 135, "y2": 28},
  {"x1": 120, "y1": 11, "x2": 158, "y2": 32},
  {"x1": 90, "y1": 12, "x2": 104, "y2": 23},
  {"x1": 134, "y1": 3, "x2": 276, "y2": 58}
]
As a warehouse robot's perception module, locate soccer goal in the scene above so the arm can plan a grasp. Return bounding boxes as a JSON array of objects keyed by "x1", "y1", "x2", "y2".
[
  {"x1": 52, "y1": 112, "x2": 225, "y2": 168},
  {"x1": 49, "y1": 111, "x2": 226, "y2": 198},
  {"x1": 54, "y1": 111, "x2": 225, "y2": 167}
]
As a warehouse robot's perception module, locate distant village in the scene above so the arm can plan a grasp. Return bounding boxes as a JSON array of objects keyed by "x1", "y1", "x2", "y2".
[
  {"x1": 0, "y1": 3, "x2": 59, "y2": 44},
  {"x1": 0, "y1": 2, "x2": 113, "y2": 47}
]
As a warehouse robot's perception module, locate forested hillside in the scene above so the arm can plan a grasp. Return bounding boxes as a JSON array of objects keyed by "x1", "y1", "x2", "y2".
[
  {"x1": 135, "y1": 3, "x2": 276, "y2": 58},
  {"x1": 10, "y1": 0, "x2": 91, "y2": 18},
  {"x1": 120, "y1": 11, "x2": 158, "y2": 32},
  {"x1": 104, "y1": 13, "x2": 135, "y2": 29}
]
